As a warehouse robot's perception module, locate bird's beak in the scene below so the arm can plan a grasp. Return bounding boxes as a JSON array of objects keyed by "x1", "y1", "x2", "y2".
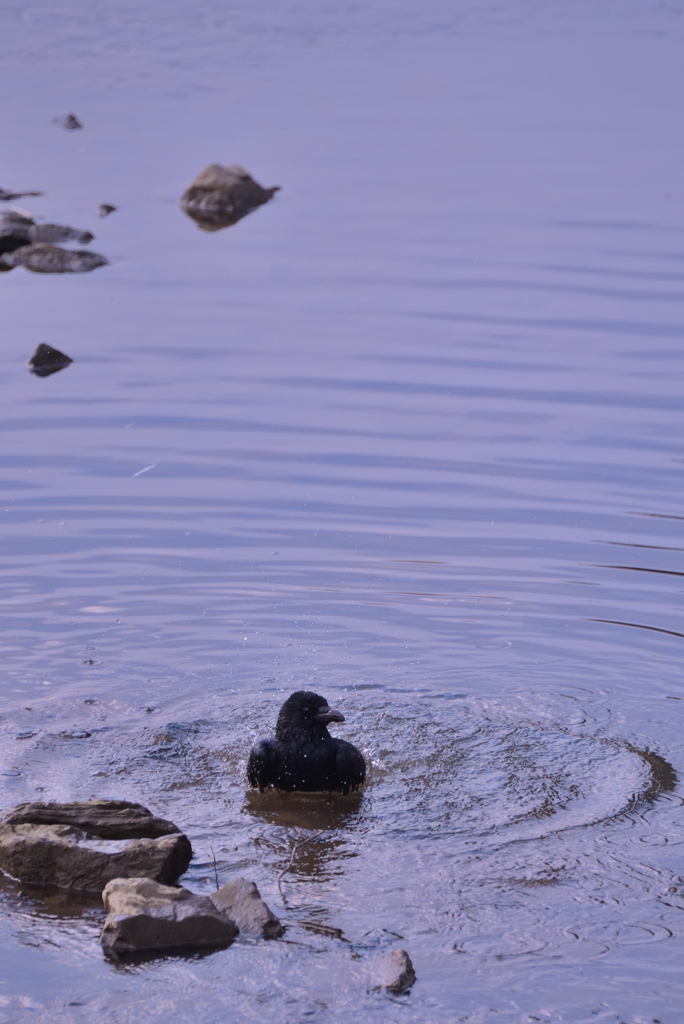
[{"x1": 315, "y1": 705, "x2": 345, "y2": 725}]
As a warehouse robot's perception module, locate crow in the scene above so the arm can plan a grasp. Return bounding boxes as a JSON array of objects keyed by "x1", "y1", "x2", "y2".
[{"x1": 247, "y1": 690, "x2": 366, "y2": 795}]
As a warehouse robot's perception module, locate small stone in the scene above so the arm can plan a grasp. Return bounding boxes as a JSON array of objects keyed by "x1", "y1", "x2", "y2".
[
  {"x1": 179, "y1": 163, "x2": 280, "y2": 232},
  {"x1": 210, "y1": 877, "x2": 283, "y2": 938},
  {"x1": 97, "y1": 204, "x2": 117, "y2": 217},
  {"x1": 55, "y1": 113, "x2": 83, "y2": 130},
  {"x1": 373, "y1": 949, "x2": 416, "y2": 994},
  {"x1": 2, "y1": 243, "x2": 107, "y2": 273},
  {"x1": 28, "y1": 344, "x2": 73, "y2": 378},
  {"x1": 100, "y1": 877, "x2": 238, "y2": 955}
]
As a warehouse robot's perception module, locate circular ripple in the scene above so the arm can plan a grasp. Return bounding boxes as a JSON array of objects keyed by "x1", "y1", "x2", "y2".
[{"x1": 364, "y1": 699, "x2": 659, "y2": 846}]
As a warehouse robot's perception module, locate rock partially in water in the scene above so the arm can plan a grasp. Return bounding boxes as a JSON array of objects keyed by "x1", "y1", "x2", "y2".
[
  {"x1": 210, "y1": 877, "x2": 283, "y2": 938},
  {"x1": 2, "y1": 243, "x2": 107, "y2": 273},
  {"x1": 4, "y1": 800, "x2": 182, "y2": 839},
  {"x1": 373, "y1": 949, "x2": 416, "y2": 994},
  {"x1": 54, "y1": 113, "x2": 83, "y2": 130},
  {"x1": 180, "y1": 163, "x2": 280, "y2": 232},
  {"x1": 28, "y1": 343, "x2": 73, "y2": 378},
  {"x1": 97, "y1": 204, "x2": 117, "y2": 218},
  {"x1": 100, "y1": 877, "x2": 238, "y2": 955},
  {"x1": 1, "y1": 211, "x2": 94, "y2": 246},
  {"x1": 0, "y1": 800, "x2": 192, "y2": 891},
  {"x1": 0, "y1": 823, "x2": 191, "y2": 892},
  {"x1": 0, "y1": 187, "x2": 43, "y2": 201}
]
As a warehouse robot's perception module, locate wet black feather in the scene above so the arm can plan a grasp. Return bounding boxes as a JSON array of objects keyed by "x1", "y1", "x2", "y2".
[{"x1": 247, "y1": 690, "x2": 366, "y2": 794}]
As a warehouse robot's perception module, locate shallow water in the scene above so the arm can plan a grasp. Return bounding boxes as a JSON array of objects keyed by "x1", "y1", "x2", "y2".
[{"x1": 1, "y1": 2, "x2": 684, "y2": 1021}]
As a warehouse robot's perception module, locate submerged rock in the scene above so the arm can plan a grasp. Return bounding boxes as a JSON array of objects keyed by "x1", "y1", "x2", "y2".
[
  {"x1": 2, "y1": 243, "x2": 107, "y2": 273},
  {"x1": 180, "y1": 163, "x2": 280, "y2": 232},
  {"x1": 0, "y1": 800, "x2": 192, "y2": 891},
  {"x1": 28, "y1": 343, "x2": 73, "y2": 378},
  {"x1": 55, "y1": 113, "x2": 83, "y2": 130},
  {"x1": 4, "y1": 800, "x2": 181, "y2": 839},
  {"x1": 210, "y1": 877, "x2": 283, "y2": 938},
  {"x1": 97, "y1": 204, "x2": 117, "y2": 218},
  {"x1": 373, "y1": 949, "x2": 416, "y2": 993},
  {"x1": 101, "y1": 877, "x2": 238, "y2": 955}
]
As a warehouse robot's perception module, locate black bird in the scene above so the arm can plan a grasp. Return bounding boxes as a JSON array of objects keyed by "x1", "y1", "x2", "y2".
[{"x1": 247, "y1": 691, "x2": 366, "y2": 795}]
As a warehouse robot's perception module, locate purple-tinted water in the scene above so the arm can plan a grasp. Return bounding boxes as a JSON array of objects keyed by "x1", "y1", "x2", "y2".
[{"x1": 1, "y1": 2, "x2": 684, "y2": 1021}]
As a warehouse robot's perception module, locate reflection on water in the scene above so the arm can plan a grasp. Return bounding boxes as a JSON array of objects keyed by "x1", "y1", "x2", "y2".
[
  {"x1": 244, "y1": 790, "x2": 364, "y2": 832},
  {"x1": 1, "y1": 0, "x2": 684, "y2": 1021}
]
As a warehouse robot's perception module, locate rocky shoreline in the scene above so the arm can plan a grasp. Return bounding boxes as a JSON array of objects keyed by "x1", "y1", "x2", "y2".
[{"x1": 0, "y1": 798, "x2": 415, "y2": 991}]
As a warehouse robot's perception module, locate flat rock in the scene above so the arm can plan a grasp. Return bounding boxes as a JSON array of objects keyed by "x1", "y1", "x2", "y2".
[
  {"x1": 4, "y1": 800, "x2": 181, "y2": 839},
  {"x1": 180, "y1": 163, "x2": 280, "y2": 231},
  {"x1": 210, "y1": 877, "x2": 283, "y2": 938},
  {"x1": 0, "y1": 187, "x2": 43, "y2": 201},
  {"x1": 101, "y1": 877, "x2": 238, "y2": 955},
  {"x1": 373, "y1": 949, "x2": 416, "y2": 993},
  {"x1": 0, "y1": 822, "x2": 191, "y2": 892},
  {"x1": 1, "y1": 243, "x2": 107, "y2": 273}
]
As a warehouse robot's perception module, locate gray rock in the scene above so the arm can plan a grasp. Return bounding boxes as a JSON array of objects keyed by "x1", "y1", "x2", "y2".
[
  {"x1": 4, "y1": 799, "x2": 182, "y2": 839},
  {"x1": 210, "y1": 877, "x2": 283, "y2": 938},
  {"x1": 1, "y1": 243, "x2": 107, "y2": 273},
  {"x1": 30, "y1": 224, "x2": 94, "y2": 245},
  {"x1": 98, "y1": 204, "x2": 117, "y2": 217},
  {"x1": 0, "y1": 823, "x2": 191, "y2": 892},
  {"x1": 373, "y1": 949, "x2": 416, "y2": 994},
  {"x1": 0, "y1": 212, "x2": 93, "y2": 245},
  {"x1": 100, "y1": 877, "x2": 238, "y2": 955},
  {"x1": 180, "y1": 163, "x2": 280, "y2": 232}
]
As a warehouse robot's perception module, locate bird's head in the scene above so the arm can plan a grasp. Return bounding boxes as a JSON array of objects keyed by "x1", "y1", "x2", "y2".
[{"x1": 275, "y1": 690, "x2": 345, "y2": 740}]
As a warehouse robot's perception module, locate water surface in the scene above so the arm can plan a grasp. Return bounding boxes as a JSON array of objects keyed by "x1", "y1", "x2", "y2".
[{"x1": 1, "y1": 2, "x2": 684, "y2": 1022}]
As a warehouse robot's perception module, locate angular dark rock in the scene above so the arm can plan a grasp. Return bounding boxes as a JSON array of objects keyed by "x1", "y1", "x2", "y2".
[
  {"x1": 97, "y1": 204, "x2": 117, "y2": 218},
  {"x1": 210, "y1": 877, "x2": 283, "y2": 938},
  {"x1": 180, "y1": 163, "x2": 280, "y2": 232},
  {"x1": 0, "y1": 823, "x2": 192, "y2": 892},
  {"x1": 100, "y1": 877, "x2": 238, "y2": 955},
  {"x1": 28, "y1": 344, "x2": 73, "y2": 378},
  {"x1": 2, "y1": 243, "x2": 107, "y2": 273},
  {"x1": 4, "y1": 800, "x2": 181, "y2": 839},
  {"x1": 373, "y1": 948, "x2": 416, "y2": 993}
]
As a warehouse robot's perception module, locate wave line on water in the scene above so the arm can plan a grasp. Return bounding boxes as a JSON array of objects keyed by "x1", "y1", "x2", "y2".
[
  {"x1": 131, "y1": 464, "x2": 158, "y2": 478},
  {"x1": 590, "y1": 618, "x2": 684, "y2": 640}
]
